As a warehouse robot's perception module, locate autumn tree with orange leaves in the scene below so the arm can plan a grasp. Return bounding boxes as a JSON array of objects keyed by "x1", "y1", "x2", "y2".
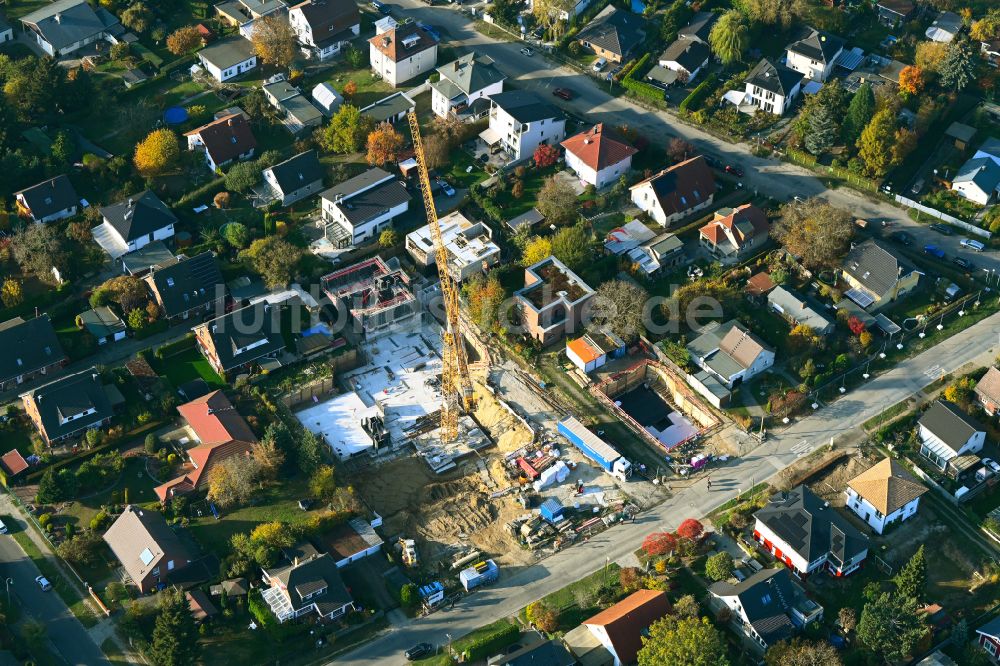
[
  {"x1": 366, "y1": 121, "x2": 405, "y2": 166},
  {"x1": 898, "y1": 65, "x2": 924, "y2": 95}
]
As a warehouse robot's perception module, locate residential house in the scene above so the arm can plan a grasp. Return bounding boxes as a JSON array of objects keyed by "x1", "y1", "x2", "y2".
[
  {"x1": 983, "y1": 39, "x2": 1000, "y2": 68},
  {"x1": 431, "y1": 54, "x2": 506, "y2": 121},
  {"x1": 484, "y1": 90, "x2": 566, "y2": 162},
  {"x1": 946, "y1": 121, "x2": 977, "y2": 151},
  {"x1": 785, "y1": 27, "x2": 844, "y2": 82},
  {"x1": 742, "y1": 58, "x2": 803, "y2": 116},
  {"x1": 405, "y1": 211, "x2": 500, "y2": 282},
  {"x1": 627, "y1": 233, "x2": 686, "y2": 276},
  {"x1": 560, "y1": 124, "x2": 637, "y2": 189},
  {"x1": 514, "y1": 256, "x2": 596, "y2": 346},
  {"x1": 320, "y1": 167, "x2": 411, "y2": 248},
  {"x1": 629, "y1": 155, "x2": 716, "y2": 227},
  {"x1": 261, "y1": 552, "x2": 354, "y2": 623},
  {"x1": 686, "y1": 319, "x2": 774, "y2": 389},
  {"x1": 312, "y1": 82, "x2": 342, "y2": 115},
  {"x1": 197, "y1": 35, "x2": 258, "y2": 82},
  {"x1": 917, "y1": 400, "x2": 986, "y2": 472},
  {"x1": 710, "y1": 567, "x2": 823, "y2": 649},
  {"x1": 103, "y1": 505, "x2": 192, "y2": 593},
  {"x1": 952, "y1": 157, "x2": 1000, "y2": 205},
  {"x1": 154, "y1": 391, "x2": 257, "y2": 501},
  {"x1": 579, "y1": 589, "x2": 672, "y2": 666},
  {"x1": 845, "y1": 457, "x2": 927, "y2": 534},
  {"x1": 288, "y1": 0, "x2": 359, "y2": 61},
  {"x1": 0, "y1": 316, "x2": 67, "y2": 393},
  {"x1": 93, "y1": 191, "x2": 177, "y2": 258},
  {"x1": 565, "y1": 332, "x2": 626, "y2": 373},
  {"x1": 974, "y1": 138, "x2": 1000, "y2": 166},
  {"x1": 698, "y1": 203, "x2": 769, "y2": 263},
  {"x1": 187, "y1": 589, "x2": 219, "y2": 623},
  {"x1": 977, "y1": 616, "x2": 1000, "y2": 662},
  {"x1": 841, "y1": 239, "x2": 921, "y2": 310},
  {"x1": 678, "y1": 11, "x2": 717, "y2": 44},
  {"x1": 359, "y1": 91, "x2": 416, "y2": 125},
  {"x1": 576, "y1": 5, "x2": 646, "y2": 64},
  {"x1": 215, "y1": 0, "x2": 286, "y2": 35},
  {"x1": 488, "y1": 640, "x2": 577, "y2": 666},
  {"x1": 79, "y1": 306, "x2": 127, "y2": 344},
  {"x1": 975, "y1": 366, "x2": 1000, "y2": 416},
  {"x1": 747, "y1": 272, "x2": 777, "y2": 298},
  {"x1": 262, "y1": 80, "x2": 325, "y2": 135},
  {"x1": 658, "y1": 38, "x2": 710, "y2": 84},
  {"x1": 184, "y1": 113, "x2": 257, "y2": 172},
  {"x1": 121, "y1": 241, "x2": 177, "y2": 277},
  {"x1": 193, "y1": 302, "x2": 286, "y2": 377},
  {"x1": 260, "y1": 150, "x2": 324, "y2": 207},
  {"x1": 753, "y1": 485, "x2": 870, "y2": 577},
  {"x1": 767, "y1": 286, "x2": 834, "y2": 335},
  {"x1": 20, "y1": 368, "x2": 114, "y2": 445},
  {"x1": 876, "y1": 0, "x2": 915, "y2": 25},
  {"x1": 144, "y1": 252, "x2": 226, "y2": 324},
  {"x1": 14, "y1": 175, "x2": 79, "y2": 224},
  {"x1": 19, "y1": 0, "x2": 123, "y2": 57},
  {"x1": 926, "y1": 11, "x2": 962, "y2": 43},
  {"x1": 0, "y1": 14, "x2": 12, "y2": 44},
  {"x1": 314, "y1": 518, "x2": 384, "y2": 568},
  {"x1": 368, "y1": 23, "x2": 438, "y2": 87}
]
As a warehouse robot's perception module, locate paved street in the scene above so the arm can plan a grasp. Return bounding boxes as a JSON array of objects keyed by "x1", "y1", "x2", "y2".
[{"x1": 0, "y1": 498, "x2": 110, "y2": 666}]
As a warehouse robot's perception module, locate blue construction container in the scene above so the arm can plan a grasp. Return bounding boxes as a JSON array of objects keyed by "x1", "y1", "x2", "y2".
[
  {"x1": 459, "y1": 559, "x2": 499, "y2": 592},
  {"x1": 558, "y1": 416, "x2": 632, "y2": 480},
  {"x1": 539, "y1": 499, "x2": 564, "y2": 523}
]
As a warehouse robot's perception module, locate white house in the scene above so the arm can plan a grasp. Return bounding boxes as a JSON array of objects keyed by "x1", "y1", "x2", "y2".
[
  {"x1": 686, "y1": 320, "x2": 774, "y2": 389},
  {"x1": 312, "y1": 82, "x2": 342, "y2": 115},
  {"x1": 260, "y1": 552, "x2": 354, "y2": 623},
  {"x1": 844, "y1": 457, "x2": 927, "y2": 534},
  {"x1": 483, "y1": 90, "x2": 565, "y2": 163},
  {"x1": 739, "y1": 58, "x2": 803, "y2": 116},
  {"x1": 578, "y1": 590, "x2": 672, "y2": 666},
  {"x1": 197, "y1": 36, "x2": 258, "y2": 82},
  {"x1": 431, "y1": 54, "x2": 506, "y2": 121},
  {"x1": 93, "y1": 191, "x2": 177, "y2": 259},
  {"x1": 753, "y1": 485, "x2": 869, "y2": 577},
  {"x1": 952, "y1": 157, "x2": 1000, "y2": 206},
  {"x1": 368, "y1": 23, "x2": 438, "y2": 87},
  {"x1": 784, "y1": 27, "x2": 844, "y2": 82},
  {"x1": 629, "y1": 155, "x2": 716, "y2": 227},
  {"x1": 658, "y1": 38, "x2": 711, "y2": 84},
  {"x1": 926, "y1": 11, "x2": 962, "y2": 43},
  {"x1": 917, "y1": 400, "x2": 987, "y2": 472},
  {"x1": 261, "y1": 150, "x2": 324, "y2": 207},
  {"x1": 560, "y1": 124, "x2": 637, "y2": 189},
  {"x1": 184, "y1": 113, "x2": 257, "y2": 172},
  {"x1": 19, "y1": 0, "x2": 124, "y2": 57},
  {"x1": 0, "y1": 15, "x2": 13, "y2": 44},
  {"x1": 320, "y1": 167, "x2": 411, "y2": 248},
  {"x1": 405, "y1": 211, "x2": 500, "y2": 282},
  {"x1": 288, "y1": 0, "x2": 359, "y2": 61},
  {"x1": 565, "y1": 332, "x2": 626, "y2": 373},
  {"x1": 262, "y1": 79, "x2": 325, "y2": 135},
  {"x1": 14, "y1": 175, "x2": 80, "y2": 224}
]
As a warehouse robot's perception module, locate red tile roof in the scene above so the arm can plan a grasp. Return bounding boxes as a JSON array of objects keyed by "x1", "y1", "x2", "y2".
[
  {"x1": 177, "y1": 390, "x2": 256, "y2": 445},
  {"x1": 184, "y1": 114, "x2": 257, "y2": 168},
  {"x1": 560, "y1": 124, "x2": 637, "y2": 172},
  {"x1": 699, "y1": 203, "x2": 768, "y2": 249},
  {"x1": 746, "y1": 272, "x2": 777, "y2": 296},
  {"x1": 584, "y1": 589, "x2": 672, "y2": 664},
  {"x1": 1, "y1": 449, "x2": 29, "y2": 476},
  {"x1": 368, "y1": 23, "x2": 436, "y2": 62},
  {"x1": 155, "y1": 439, "x2": 254, "y2": 501}
]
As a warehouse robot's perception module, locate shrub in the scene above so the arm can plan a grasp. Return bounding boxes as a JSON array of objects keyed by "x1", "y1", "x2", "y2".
[
  {"x1": 38, "y1": 513, "x2": 52, "y2": 528},
  {"x1": 462, "y1": 623, "x2": 519, "y2": 662},
  {"x1": 679, "y1": 75, "x2": 717, "y2": 114}
]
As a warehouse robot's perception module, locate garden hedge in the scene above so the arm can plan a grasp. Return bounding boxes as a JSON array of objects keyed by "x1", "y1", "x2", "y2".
[
  {"x1": 679, "y1": 74, "x2": 717, "y2": 114},
  {"x1": 462, "y1": 623, "x2": 519, "y2": 662}
]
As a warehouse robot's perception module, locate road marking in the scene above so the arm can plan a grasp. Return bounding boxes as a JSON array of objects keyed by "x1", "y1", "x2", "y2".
[
  {"x1": 923, "y1": 365, "x2": 944, "y2": 379},
  {"x1": 790, "y1": 439, "x2": 815, "y2": 458}
]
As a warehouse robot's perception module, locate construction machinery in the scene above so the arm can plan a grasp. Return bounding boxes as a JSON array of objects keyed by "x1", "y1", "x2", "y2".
[{"x1": 407, "y1": 110, "x2": 475, "y2": 442}]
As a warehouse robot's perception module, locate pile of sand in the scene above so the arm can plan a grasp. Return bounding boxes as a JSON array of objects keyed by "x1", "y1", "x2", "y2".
[{"x1": 473, "y1": 384, "x2": 534, "y2": 454}]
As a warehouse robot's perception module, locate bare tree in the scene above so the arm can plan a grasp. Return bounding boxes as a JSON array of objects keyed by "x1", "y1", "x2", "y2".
[{"x1": 771, "y1": 198, "x2": 854, "y2": 270}]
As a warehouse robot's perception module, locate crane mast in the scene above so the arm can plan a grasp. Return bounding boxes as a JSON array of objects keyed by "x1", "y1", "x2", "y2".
[{"x1": 407, "y1": 111, "x2": 475, "y2": 442}]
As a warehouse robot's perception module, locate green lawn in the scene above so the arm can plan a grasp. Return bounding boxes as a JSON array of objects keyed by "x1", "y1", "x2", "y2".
[
  {"x1": 414, "y1": 618, "x2": 520, "y2": 666},
  {"x1": 151, "y1": 347, "x2": 226, "y2": 390},
  {"x1": 741, "y1": 303, "x2": 791, "y2": 354},
  {"x1": 59, "y1": 457, "x2": 159, "y2": 531}
]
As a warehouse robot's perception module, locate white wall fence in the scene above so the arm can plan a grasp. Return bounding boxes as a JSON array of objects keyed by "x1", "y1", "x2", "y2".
[{"x1": 894, "y1": 195, "x2": 991, "y2": 239}]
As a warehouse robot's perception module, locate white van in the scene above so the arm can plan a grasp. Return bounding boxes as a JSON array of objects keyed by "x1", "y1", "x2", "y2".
[
  {"x1": 961, "y1": 238, "x2": 986, "y2": 252},
  {"x1": 592, "y1": 57, "x2": 607, "y2": 72}
]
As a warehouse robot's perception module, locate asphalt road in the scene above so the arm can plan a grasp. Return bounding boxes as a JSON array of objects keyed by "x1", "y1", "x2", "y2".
[
  {"x1": 392, "y1": 0, "x2": 999, "y2": 274},
  {"x1": 0, "y1": 510, "x2": 110, "y2": 666}
]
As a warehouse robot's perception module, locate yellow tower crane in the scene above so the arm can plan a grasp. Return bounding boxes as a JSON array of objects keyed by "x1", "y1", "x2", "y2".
[{"x1": 407, "y1": 111, "x2": 475, "y2": 442}]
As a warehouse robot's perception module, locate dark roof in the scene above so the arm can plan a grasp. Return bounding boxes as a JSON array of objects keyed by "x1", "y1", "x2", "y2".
[
  {"x1": 147, "y1": 252, "x2": 225, "y2": 318},
  {"x1": 918, "y1": 400, "x2": 984, "y2": 452},
  {"x1": 978, "y1": 615, "x2": 1000, "y2": 640},
  {"x1": 632, "y1": 155, "x2": 716, "y2": 219},
  {"x1": 266, "y1": 150, "x2": 323, "y2": 196},
  {"x1": 185, "y1": 113, "x2": 257, "y2": 167},
  {"x1": 20, "y1": 0, "x2": 120, "y2": 51},
  {"x1": 954, "y1": 157, "x2": 1000, "y2": 194},
  {"x1": 710, "y1": 568, "x2": 800, "y2": 646},
  {"x1": 14, "y1": 175, "x2": 79, "y2": 219},
  {"x1": 100, "y1": 191, "x2": 177, "y2": 243},
  {"x1": 577, "y1": 5, "x2": 646, "y2": 59},
  {"x1": 359, "y1": 92, "x2": 415, "y2": 123},
  {"x1": 679, "y1": 11, "x2": 717, "y2": 42},
  {"x1": 198, "y1": 35, "x2": 257, "y2": 70},
  {"x1": 0, "y1": 14, "x2": 10, "y2": 32},
  {"x1": 271, "y1": 553, "x2": 353, "y2": 612},
  {"x1": 0, "y1": 316, "x2": 66, "y2": 384},
  {"x1": 489, "y1": 90, "x2": 564, "y2": 124},
  {"x1": 745, "y1": 58, "x2": 804, "y2": 97},
  {"x1": 492, "y1": 640, "x2": 577, "y2": 666},
  {"x1": 195, "y1": 303, "x2": 286, "y2": 372},
  {"x1": 291, "y1": 0, "x2": 359, "y2": 42},
  {"x1": 435, "y1": 54, "x2": 506, "y2": 96},
  {"x1": 842, "y1": 239, "x2": 918, "y2": 297},
  {"x1": 322, "y1": 167, "x2": 394, "y2": 199},
  {"x1": 877, "y1": 0, "x2": 914, "y2": 16},
  {"x1": 754, "y1": 485, "x2": 869, "y2": 566},
  {"x1": 21, "y1": 368, "x2": 114, "y2": 441},
  {"x1": 329, "y1": 178, "x2": 410, "y2": 226},
  {"x1": 660, "y1": 39, "x2": 710, "y2": 73},
  {"x1": 787, "y1": 26, "x2": 844, "y2": 64}
]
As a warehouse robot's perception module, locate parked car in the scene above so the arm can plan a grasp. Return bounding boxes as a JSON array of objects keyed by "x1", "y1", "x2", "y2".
[
  {"x1": 35, "y1": 576, "x2": 51, "y2": 592},
  {"x1": 929, "y1": 223, "x2": 954, "y2": 236},
  {"x1": 371, "y1": 0, "x2": 390, "y2": 12},
  {"x1": 984, "y1": 458, "x2": 1000, "y2": 474},
  {"x1": 961, "y1": 238, "x2": 986, "y2": 252},
  {"x1": 890, "y1": 230, "x2": 913, "y2": 246},
  {"x1": 911, "y1": 178, "x2": 925, "y2": 195},
  {"x1": 0, "y1": 518, "x2": 7, "y2": 535},
  {"x1": 703, "y1": 155, "x2": 723, "y2": 169},
  {"x1": 438, "y1": 180, "x2": 456, "y2": 196},
  {"x1": 418, "y1": 23, "x2": 440, "y2": 40},
  {"x1": 405, "y1": 643, "x2": 433, "y2": 660},
  {"x1": 519, "y1": 47, "x2": 534, "y2": 57},
  {"x1": 724, "y1": 164, "x2": 744, "y2": 177},
  {"x1": 923, "y1": 245, "x2": 945, "y2": 259},
  {"x1": 953, "y1": 256, "x2": 974, "y2": 271},
  {"x1": 592, "y1": 57, "x2": 607, "y2": 72},
  {"x1": 552, "y1": 87, "x2": 573, "y2": 100}
]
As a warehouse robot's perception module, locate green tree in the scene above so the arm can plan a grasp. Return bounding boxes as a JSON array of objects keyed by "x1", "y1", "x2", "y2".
[
  {"x1": 127, "y1": 309, "x2": 147, "y2": 331},
  {"x1": 551, "y1": 224, "x2": 591, "y2": 271},
  {"x1": 939, "y1": 39, "x2": 976, "y2": 92},
  {"x1": 223, "y1": 222, "x2": 250, "y2": 249},
  {"x1": 319, "y1": 104, "x2": 374, "y2": 154},
  {"x1": 704, "y1": 552, "x2": 734, "y2": 582},
  {"x1": 535, "y1": 176, "x2": 579, "y2": 227},
  {"x1": 399, "y1": 582, "x2": 418, "y2": 609},
  {"x1": 856, "y1": 593, "x2": 925, "y2": 662},
  {"x1": 224, "y1": 161, "x2": 260, "y2": 193},
  {"x1": 240, "y1": 236, "x2": 302, "y2": 288},
  {"x1": 708, "y1": 10, "x2": 748, "y2": 65},
  {"x1": 857, "y1": 108, "x2": 898, "y2": 177},
  {"x1": 805, "y1": 100, "x2": 838, "y2": 156},
  {"x1": 149, "y1": 588, "x2": 200, "y2": 666},
  {"x1": 378, "y1": 229, "x2": 400, "y2": 248},
  {"x1": 120, "y1": 2, "x2": 153, "y2": 33},
  {"x1": 51, "y1": 130, "x2": 75, "y2": 164},
  {"x1": 10, "y1": 222, "x2": 66, "y2": 281},
  {"x1": 309, "y1": 465, "x2": 337, "y2": 502},
  {"x1": 638, "y1": 616, "x2": 729, "y2": 666},
  {"x1": 842, "y1": 83, "x2": 875, "y2": 146},
  {"x1": 894, "y1": 545, "x2": 927, "y2": 601}
]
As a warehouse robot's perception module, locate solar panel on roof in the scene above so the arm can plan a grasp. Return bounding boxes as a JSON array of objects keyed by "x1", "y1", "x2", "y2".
[{"x1": 845, "y1": 288, "x2": 876, "y2": 308}]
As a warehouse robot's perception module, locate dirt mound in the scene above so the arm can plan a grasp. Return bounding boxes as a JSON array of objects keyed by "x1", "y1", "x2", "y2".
[{"x1": 473, "y1": 383, "x2": 533, "y2": 454}]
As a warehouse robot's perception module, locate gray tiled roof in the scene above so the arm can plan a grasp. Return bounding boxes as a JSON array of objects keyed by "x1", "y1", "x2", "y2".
[
  {"x1": 954, "y1": 157, "x2": 1000, "y2": 194},
  {"x1": 196, "y1": 303, "x2": 286, "y2": 372},
  {"x1": 489, "y1": 90, "x2": 564, "y2": 124},
  {"x1": 20, "y1": 0, "x2": 120, "y2": 51},
  {"x1": 359, "y1": 92, "x2": 415, "y2": 124},
  {"x1": 842, "y1": 239, "x2": 917, "y2": 298},
  {"x1": 270, "y1": 553, "x2": 353, "y2": 612},
  {"x1": 436, "y1": 53, "x2": 506, "y2": 96},
  {"x1": 21, "y1": 367, "x2": 114, "y2": 440},
  {"x1": 332, "y1": 179, "x2": 410, "y2": 226},
  {"x1": 577, "y1": 5, "x2": 646, "y2": 59},
  {"x1": 709, "y1": 568, "x2": 800, "y2": 646},
  {"x1": 266, "y1": 150, "x2": 322, "y2": 196},
  {"x1": 103, "y1": 505, "x2": 189, "y2": 587},
  {"x1": 100, "y1": 191, "x2": 177, "y2": 243},
  {"x1": 322, "y1": 168, "x2": 393, "y2": 199},
  {"x1": 786, "y1": 26, "x2": 844, "y2": 64},
  {"x1": 755, "y1": 485, "x2": 868, "y2": 566},
  {"x1": 678, "y1": 12, "x2": 717, "y2": 42},
  {"x1": 14, "y1": 175, "x2": 78, "y2": 220},
  {"x1": 659, "y1": 39, "x2": 710, "y2": 72},
  {"x1": 0, "y1": 316, "x2": 66, "y2": 384},
  {"x1": 918, "y1": 400, "x2": 984, "y2": 452},
  {"x1": 199, "y1": 35, "x2": 256, "y2": 71},
  {"x1": 148, "y1": 252, "x2": 225, "y2": 318},
  {"x1": 745, "y1": 58, "x2": 803, "y2": 96}
]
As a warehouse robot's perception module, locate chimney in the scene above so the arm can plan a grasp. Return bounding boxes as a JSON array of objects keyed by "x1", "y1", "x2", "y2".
[
  {"x1": 227, "y1": 118, "x2": 235, "y2": 126},
  {"x1": 54, "y1": 12, "x2": 62, "y2": 23}
]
